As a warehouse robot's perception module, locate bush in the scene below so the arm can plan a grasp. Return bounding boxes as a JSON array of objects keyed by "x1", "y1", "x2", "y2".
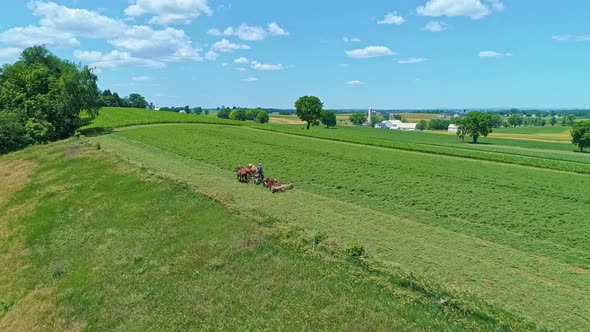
[
  {"x1": 346, "y1": 241, "x2": 365, "y2": 257},
  {"x1": 428, "y1": 119, "x2": 451, "y2": 130},
  {"x1": 256, "y1": 110, "x2": 269, "y2": 124}
]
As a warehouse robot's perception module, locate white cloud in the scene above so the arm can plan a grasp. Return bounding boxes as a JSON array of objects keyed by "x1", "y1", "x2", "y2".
[
  {"x1": 29, "y1": 1, "x2": 125, "y2": 38},
  {"x1": 74, "y1": 49, "x2": 165, "y2": 70},
  {"x1": 552, "y1": 35, "x2": 572, "y2": 41},
  {"x1": 221, "y1": 62, "x2": 229, "y2": 67},
  {"x1": 132, "y1": 76, "x2": 152, "y2": 81},
  {"x1": 343, "y1": 37, "x2": 362, "y2": 42},
  {"x1": 0, "y1": 47, "x2": 21, "y2": 60},
  {"x1": 268, "y1": 22, "x2": 289, "y2": 36},
  {"x1": 398, "y1": 58, "x2": 428, "y2": 64},
  {"x1": 207, "y1": 23, "x2": 288, "y2": 41},
  {"x1": 109, "y1": 26, "x2": 202, "y2": 61},
  {"x1": 234, "y1": 57, "x2": 249, "y2": 64},
  {"x1": 251, "y1": 61, "x2": 284, "y2": 70},
  {"x1": 242, "y1": 77, "x2": 258, "y2": 82},
  {"x1": 424, "y1": 21, "x2": 447, "y2": 32},
  {"x1": 73, "y1": 50, "x2": 102, "y2": 62},
  {"x1": 417, "y1": 0, "x2": 503, "y2": 19},
  {"x1": 347, "y1": 80, "x2": 363, "y2": 85},
  {"x1": 345, "y1": 46, "x2": 395, "y2": 59},
  {"x1": 211, "y1": 39, "x2": 250, "y2": 53},
  {"x1": 377, "y1": 12, "x2": 405, "y2": 25},
  {"x1": 205, "y1": 50, "x2": 218, "y2": 61},
  {"x1": 0, "y1": 25, "x2": 79, "y2": 48},
  {"x1": 487, "y1": 0, "x2": 504, "y2": 11},
  {"x1": 478, "y1": 51, "x2": 512, "y2": 58},
  {"x1": 124, "y1": 0, "x2": 213, "y2": 25},
  {"x1": 552, "y1": 34, "x2": 590, "y2": 42}
]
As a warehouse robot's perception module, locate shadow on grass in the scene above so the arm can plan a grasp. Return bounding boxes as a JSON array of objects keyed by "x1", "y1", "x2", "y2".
[{"x1": 80, "y1": 127, "x2": 113, "y2": 137}]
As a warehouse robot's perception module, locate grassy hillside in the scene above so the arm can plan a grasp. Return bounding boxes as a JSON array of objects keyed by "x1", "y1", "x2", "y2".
[
  {"x1": 94, "y1": 123, "x2": 590, "y2": 330},
  {"x1": 82, "y1": 107, "x2": 236, "y2": 130},
  {"x1": 0, "y1": 140, "x2": 537, "y2": 330}
]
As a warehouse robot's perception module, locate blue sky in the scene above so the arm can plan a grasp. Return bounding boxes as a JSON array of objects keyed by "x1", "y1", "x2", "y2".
[{"x1": 0, "y1": 0, "x2": 589, "y2": 109}]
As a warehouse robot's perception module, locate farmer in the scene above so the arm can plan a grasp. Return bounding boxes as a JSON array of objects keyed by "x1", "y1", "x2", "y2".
[{"x1": 257, "y1": 163, "x2": 264, "y2": 178}]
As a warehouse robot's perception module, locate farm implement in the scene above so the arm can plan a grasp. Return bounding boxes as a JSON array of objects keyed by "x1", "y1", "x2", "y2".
[{"x1": 234, "y1": 165, "x2": 293, "y2": 193}]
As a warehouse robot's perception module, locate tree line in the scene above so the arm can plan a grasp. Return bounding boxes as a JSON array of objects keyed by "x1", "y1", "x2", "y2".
[
  {"x1": 216, "y1": 107, "x2": 270, "y2": 124},
  {"x1": 99, "y1": 90, "x2": 150, "y2": 109}
]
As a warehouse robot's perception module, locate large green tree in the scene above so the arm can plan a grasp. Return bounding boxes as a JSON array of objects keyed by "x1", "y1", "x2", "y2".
[
  {"x1": 462, "y1": 111, "x2": 493, "y2": 143},
  {"x1": 321, "y1": 110, "x2": 337, "y2": 128},
  {"x1": 570, "y1": 120, "x2": 590, "y2": 152},
  {"x1": 0, "y1": 46, "x2": 100, "y2": 153},
  {"x1": 349, "y1": 112, "x2": 367, "y2": 126},
  {"x1": 294, "y1": 96, "x2": 323, "y2": 130}
]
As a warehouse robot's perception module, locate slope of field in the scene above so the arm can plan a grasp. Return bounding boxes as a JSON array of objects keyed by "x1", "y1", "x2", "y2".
[
  {"x1": 91, "y1": 123, "x2": 590, "y2": 330},
  {"x1": 1, "y1": 141, "x2": 526, "y2": 331},
  {"x1": 83, "y1": 107, "x2": 234, "y2": 130}
]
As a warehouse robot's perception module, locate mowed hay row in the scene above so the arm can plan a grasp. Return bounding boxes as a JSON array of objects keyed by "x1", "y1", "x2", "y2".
[{"x1": 95, "y1": 124, "x2": 590, "y2": 330}]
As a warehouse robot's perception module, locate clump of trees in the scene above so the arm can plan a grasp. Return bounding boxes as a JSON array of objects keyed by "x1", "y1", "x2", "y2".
[
  {"x1": 428, "y1": 119, "x2": 451, "y2": 130},
  {"x1": 349, "y1": 112, "x2": 367, "y2": 126},
  {"x1": 217, "y1": 106, "x2": 269, "y2": 124},
  {"x1": 321, "y1": 110, "x2": 337, "y2": 128},
  {"x1": 571, "y1": 120, "x2": 590, "y2": 152},
  {"x1": 100, "y1": 90, "x2": 149, "y2": 109},
  {"x1": 0, "y1": 46, "x2": 101, "y2": 154},
  {"x1": 295, "y1": 96, "x2": 324, "y2": 130}
]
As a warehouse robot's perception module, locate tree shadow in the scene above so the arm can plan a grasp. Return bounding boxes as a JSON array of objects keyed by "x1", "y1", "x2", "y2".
[{"x1": 80, "y1": 127, "x2": 113, "y2": 137}]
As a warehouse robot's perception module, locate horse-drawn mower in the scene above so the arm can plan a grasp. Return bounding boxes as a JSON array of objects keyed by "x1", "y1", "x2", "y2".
[{"x1": 234, "y1": 165, "x2": 293, "y2": 194}]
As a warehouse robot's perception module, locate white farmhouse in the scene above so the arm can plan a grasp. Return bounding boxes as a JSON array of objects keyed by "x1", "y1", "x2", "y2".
[{"x1": 448, "y1": 124, "x2": 459, "y2": 132}]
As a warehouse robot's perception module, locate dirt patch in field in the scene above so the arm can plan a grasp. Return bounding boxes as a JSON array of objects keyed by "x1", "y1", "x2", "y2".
[
  {"x1": 0, "y1": 160, "x2": 37, "y2": 207},
  {"x1": 0, "y1": 288, "x2": 83, "y2": 332}
]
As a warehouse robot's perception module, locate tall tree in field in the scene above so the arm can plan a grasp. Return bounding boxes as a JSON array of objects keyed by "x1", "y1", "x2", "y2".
[
  {"x1": 462, "y1": 111, "x2": 493, "y2": 143},
  {"x1": 570, "y1": 120, "x2": 590, "y2": 152},
  {"x1": 550, "y1": 116, "x2": 557, "y2": 126},
  {"x1": 321, "y1": 110, "x2": 337, "y2": 128},
  {"x1": 294, "y1": 96, "x2": 323, "y2": 130},
  {"x1": 349, "y1": 112, "x2": 367, "y2": 126},
  {"x1": 0, "y1": 45, "x2": 100, "y2": 153}
]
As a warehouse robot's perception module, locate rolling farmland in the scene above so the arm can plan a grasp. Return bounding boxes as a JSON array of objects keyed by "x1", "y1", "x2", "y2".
[{"x1": 4, "y1": 107, "x2": 589, "y2": 330}]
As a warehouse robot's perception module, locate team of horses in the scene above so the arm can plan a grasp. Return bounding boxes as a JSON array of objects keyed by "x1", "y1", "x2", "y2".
[{"x1": 234, "y1": 164, "x2": 293, "y2": 193}]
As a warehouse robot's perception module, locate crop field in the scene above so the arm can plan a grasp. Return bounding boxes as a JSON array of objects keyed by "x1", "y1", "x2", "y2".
[
  {"x1": 491, "y1": 126, "x2": 572, "y2": 143},
  {"x1": 80, "y1": 122, "x2": 590, "y2": 330},
  {"x1": 2, "y1": 141, "x2": 529, "y2": 331}
]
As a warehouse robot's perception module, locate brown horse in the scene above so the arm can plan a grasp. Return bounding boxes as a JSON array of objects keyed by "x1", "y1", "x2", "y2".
[{"x1": 235, "y1": 165, "x2": 251, "y2": 182}]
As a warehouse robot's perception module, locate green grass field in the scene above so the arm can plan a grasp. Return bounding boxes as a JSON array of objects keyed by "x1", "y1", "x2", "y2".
[
  {"x1": 4, "y1": 107, "x2": 589, "y2": 330},
  {"x1": 0, "y1": 140, "x2": 536, "y2": 331}
]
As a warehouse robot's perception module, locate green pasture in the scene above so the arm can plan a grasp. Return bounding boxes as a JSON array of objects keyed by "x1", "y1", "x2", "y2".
[
  {"x1": 96, "y1": 123, "x2": 590, "y2": 330},
  {"x1": 1, "y1": 141, "x2": 524, "y2": 331}
]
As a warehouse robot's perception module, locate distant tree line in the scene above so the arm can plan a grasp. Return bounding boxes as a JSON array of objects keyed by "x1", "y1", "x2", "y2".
[
  {"x1": 99, "y1": 90, "x2": 150, "y2": 109},
  {"x1": 0, "y1": 46, "x2": 101, "y2": 154},
  {"x1": 216, "y1": 107, "x2": 269, "y2": 124}
]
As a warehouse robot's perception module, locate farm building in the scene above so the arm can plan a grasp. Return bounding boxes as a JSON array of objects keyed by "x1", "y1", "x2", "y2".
[
  {"x1": 448, "y1": 124, "x2": 459, "y2": 132},
  {"x1": 378, "y1": 119, "x2": 417, "y2": 131}
]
